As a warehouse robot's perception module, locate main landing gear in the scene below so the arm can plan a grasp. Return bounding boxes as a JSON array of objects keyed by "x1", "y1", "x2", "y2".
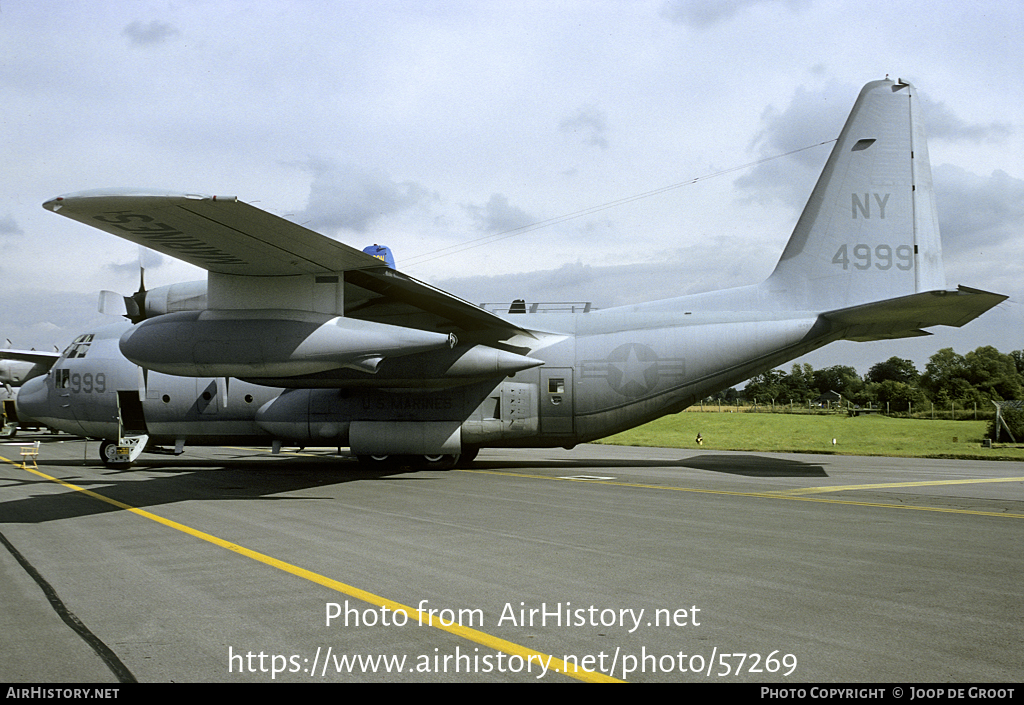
[{"x1": 356, "y1": 448, "x2": 478, "y2": 470}]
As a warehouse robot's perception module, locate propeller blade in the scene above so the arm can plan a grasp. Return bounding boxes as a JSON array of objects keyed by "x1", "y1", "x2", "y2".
[
  {"x1": 98, "y1": 290, "x2": 127, "y2": 316},
  {"x1": 99, "y1": 253, "x2": 148, "y2": 322}
]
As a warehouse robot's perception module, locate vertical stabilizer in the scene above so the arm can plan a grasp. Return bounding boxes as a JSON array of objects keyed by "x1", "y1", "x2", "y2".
[{"x1": 764, "y1": 78, "x2": 946, "y2": 311}]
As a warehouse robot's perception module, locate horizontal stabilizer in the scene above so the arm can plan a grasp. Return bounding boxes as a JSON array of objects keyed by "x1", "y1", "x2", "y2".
[
  {"x1": 824, "y1": 286, "x2": 1007, "y2": 342},
  {"x1": 843, "y1": 329, "x2": 932, "y2": 342}
]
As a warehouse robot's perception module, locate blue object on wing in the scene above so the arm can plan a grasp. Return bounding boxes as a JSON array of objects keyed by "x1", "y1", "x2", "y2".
[{"x1": 362, "y1": 244, "x2": 395, "y2": 269}]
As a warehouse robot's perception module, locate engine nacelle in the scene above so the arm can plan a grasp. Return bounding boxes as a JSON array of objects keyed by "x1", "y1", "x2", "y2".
[
  {"x1": 143, "y1": 280, "x2": 208, "y2": 317},
  {"x1": 99, "y1": 280, "x2": 209, "y2": 323},
  {"x1": 0, "y1": 359, "x2": 47, "y2": 386}
]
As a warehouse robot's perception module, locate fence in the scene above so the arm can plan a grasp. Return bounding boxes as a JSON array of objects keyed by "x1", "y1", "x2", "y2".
[{"x1": 686, "y1": 399, "x2": 994, "y2": 420}]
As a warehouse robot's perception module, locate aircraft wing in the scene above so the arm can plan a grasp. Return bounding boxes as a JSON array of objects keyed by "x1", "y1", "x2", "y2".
[
  {"x1": 0, "y1": 348, "x2": 60, "y2": 388},
  {"x1": 43, "y1": 190, "x2": 532, "y2": 341},
  {"x1": 0, "y1": 349, "x2": 60, "y2": 365},
  {"x1": 43, "y1": 189, "x2": 384, "y2": 276},
  {"x1": 343, "y1": 267, "x2": 531, "y2": 338}
]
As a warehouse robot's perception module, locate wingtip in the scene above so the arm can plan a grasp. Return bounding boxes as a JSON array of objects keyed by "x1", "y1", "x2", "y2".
[{"x1": 43, "y1": 188, "x2": 218, "y2": 210}]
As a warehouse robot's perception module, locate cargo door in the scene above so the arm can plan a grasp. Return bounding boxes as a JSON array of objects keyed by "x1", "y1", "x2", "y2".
[
  {"x1": 117, "y1": 390, "x2": 148, "y2": 436},
  {"x1": 115, "y1": 389, "x2": 149, "y2": 463}
]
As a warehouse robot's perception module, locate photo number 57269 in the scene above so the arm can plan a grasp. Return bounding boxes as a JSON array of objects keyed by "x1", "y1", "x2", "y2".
[{"x1": 832, "y1": 244, "x2": 913, "y2": 271}]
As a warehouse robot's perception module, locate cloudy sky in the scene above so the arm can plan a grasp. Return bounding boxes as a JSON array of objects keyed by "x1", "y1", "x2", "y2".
[{"x1": 2, "y1": 0, "x2": 1021, "y2": 378}]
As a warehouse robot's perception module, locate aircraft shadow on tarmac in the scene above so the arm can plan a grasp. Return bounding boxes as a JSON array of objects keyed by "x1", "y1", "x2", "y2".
[
  {"x1": 675, "y1": 454, "x2": 829, "y2": 478},
  {"x1": 466, "y1": 452, "x2": 830, "y2": 477},
  {"x1": 0, "y1": 442, "x2": 420, "y2": 525},
  {"x1": 2, "y1": 438, "x2": 827, "y2": 525}
]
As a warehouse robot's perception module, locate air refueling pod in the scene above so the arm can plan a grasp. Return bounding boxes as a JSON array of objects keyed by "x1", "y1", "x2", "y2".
[{"x1": 118, "y1": 309, "x2": 456, "y2": 378}]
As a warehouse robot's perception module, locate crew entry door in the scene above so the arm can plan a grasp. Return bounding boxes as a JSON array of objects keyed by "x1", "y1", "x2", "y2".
[{"x1": 540, "y1": 368, "x2": 574, "y2": 435}]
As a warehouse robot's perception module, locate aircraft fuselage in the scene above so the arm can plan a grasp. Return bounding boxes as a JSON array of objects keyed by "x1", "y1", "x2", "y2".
[{"x1": 18, "y1": 297, "x2": 830, "y2": 459}]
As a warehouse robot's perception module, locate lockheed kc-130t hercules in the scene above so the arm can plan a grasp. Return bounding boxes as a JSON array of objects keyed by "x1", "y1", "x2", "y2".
[{"x1": 17, "y1": 78, "x2": 1006, "y2": 468}]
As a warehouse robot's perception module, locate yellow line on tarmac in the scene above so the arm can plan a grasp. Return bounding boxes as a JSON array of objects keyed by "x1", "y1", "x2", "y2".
[
  {"x1": 461, "y1": 469, "x2": 1024, "y2": 519},
  {"x1": 766, "y1": 477, "x2": 1024, "y2": 495},
  {"x1": 6, "y1": 460, "x2": 621, "y2": 683}
]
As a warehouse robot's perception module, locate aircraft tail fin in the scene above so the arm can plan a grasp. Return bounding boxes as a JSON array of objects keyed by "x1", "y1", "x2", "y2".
[{"x1": 763, "y1": 78, "x2": 946, "y2": 312}]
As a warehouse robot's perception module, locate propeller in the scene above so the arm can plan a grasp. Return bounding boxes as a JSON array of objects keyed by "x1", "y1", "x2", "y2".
[{"x1": 99, "y1": 250, "x2": 148, "y2": 324}]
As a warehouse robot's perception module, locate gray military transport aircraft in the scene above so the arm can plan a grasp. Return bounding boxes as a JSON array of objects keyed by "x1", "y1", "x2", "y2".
[
  {"x1": 1, "y1": 344, "x2": 59, "y2": 392},
  {"x1": 16, "y1": 78, "x2": 1006, "y2": 468},
  {"x1": 1, "y1": 344, "x2": 59, "y2": 436}
]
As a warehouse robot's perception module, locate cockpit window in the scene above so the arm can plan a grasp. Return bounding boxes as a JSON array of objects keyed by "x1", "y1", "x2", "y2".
[{"x1": 62, "y1": 334, "x2": 95, "y2": 360}]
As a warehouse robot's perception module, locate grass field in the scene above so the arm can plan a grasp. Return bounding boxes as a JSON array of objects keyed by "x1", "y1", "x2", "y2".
[{"x1": 596, "y1": 411, "x2": 1024, "y2": 461}]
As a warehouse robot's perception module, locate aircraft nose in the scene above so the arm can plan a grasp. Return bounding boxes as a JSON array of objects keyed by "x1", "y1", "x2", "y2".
[{"x1": 15, "y1": 376, "x2": 50, "y2": 425}]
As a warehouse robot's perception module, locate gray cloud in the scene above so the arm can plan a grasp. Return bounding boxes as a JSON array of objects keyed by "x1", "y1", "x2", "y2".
[
  {"x1": 1, "y1": 288, "x2": 107, "y2": 352},
  {"x1": 661, "y1": 0, "x2": 809, "y2": 28},
  {"x1": 559, "y1": 106, "x2": 609, "y2": 149},
  {"x1": 920, "y1": 97, "x2": 1013, "y2": 143},
  {"x1": 105, "y1": 249, "x2": 167, "y2": 279},
  {"x1": 296, "y1": 161, "x2": 433, "y2": 234},
  {"x1": 0, "y1": 214, "x2": 23, "y2": 237},
  {"x1": 933, "y1": 165, "x2": 1024, "y2": 255},
  {"x1": 122, "y1": 20, "x2": 180, "y2": 46},
  {"x1": 440, "y1": 233, "x2": 771, "y2": 311},
  {"x1": 465, "y1": 193, "x2": 536, "y2": 233},
  {"x1": 734, "y1": 82, "x2": 853, "y2": 209}
]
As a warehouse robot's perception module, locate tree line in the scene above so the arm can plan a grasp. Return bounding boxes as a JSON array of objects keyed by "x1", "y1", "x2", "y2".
[{"x1": 723, "y1": 346, "x2": 1024, "y2": 413}]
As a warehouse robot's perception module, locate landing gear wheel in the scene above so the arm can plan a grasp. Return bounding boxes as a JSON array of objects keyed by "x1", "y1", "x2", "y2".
[
  {"x1": 456, "y1": 447, "x2": 480, "y2": 467},
  {"x1": 356, "y1": 454, "x2": 393, "y2": 466},
  {"x1": 421, "y1": 454, "x2": 459, "y2": 471},
  {"x1": 100, "y1": 440, "x2": 133, "y2": 468}
]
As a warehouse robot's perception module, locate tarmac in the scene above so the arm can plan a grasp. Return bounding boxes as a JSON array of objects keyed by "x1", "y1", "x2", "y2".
[{"x1": 2, "y1": 434, "x2": 1022, "y2": 682}]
